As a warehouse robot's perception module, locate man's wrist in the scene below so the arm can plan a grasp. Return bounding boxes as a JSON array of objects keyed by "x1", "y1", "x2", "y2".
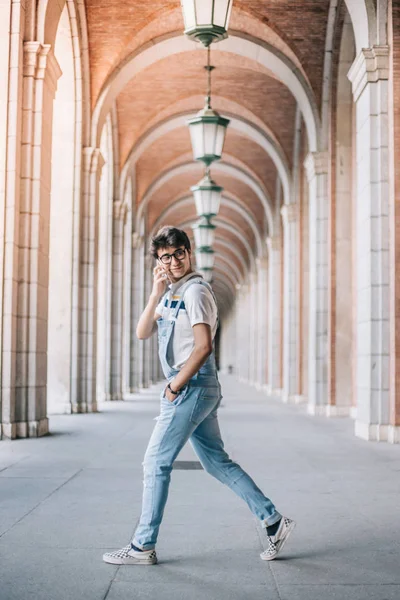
[{"x1": 167, "y1": 382, "x2": 179, "y2": 395}]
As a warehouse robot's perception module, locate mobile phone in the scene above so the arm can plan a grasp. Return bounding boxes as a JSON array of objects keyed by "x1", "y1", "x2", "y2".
[{"x1": 161, "y1": 265, "x2": 172, "y2": 283}]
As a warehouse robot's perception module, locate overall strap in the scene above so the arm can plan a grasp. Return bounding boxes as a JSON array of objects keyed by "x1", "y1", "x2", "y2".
[
  {"x1": 172, "y1": 276, "x2": 202, "y2": 319},
  {"x1": 174, "y1": 277, "x2": 219, "y2": 324}
]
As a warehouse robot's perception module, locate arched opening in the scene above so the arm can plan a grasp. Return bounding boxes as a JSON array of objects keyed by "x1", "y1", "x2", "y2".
[
  {"x1": 47, "y1": 4, "x2": 76, "y2": 414},
  {"x1": 97, "y1": 115, "x2": 114, "y2": 403},
  {"x1": 334, "y1": 10, "x2": 356, "y2": 415}
]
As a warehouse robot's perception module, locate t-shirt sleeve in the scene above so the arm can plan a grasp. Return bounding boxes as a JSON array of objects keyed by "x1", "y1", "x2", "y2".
[
  {"x1": 184, "y1": 284, "x2": 216, "y2": 328},
  {"x1": 155, "y1": 295, "x2": 165, "y2": 318}
]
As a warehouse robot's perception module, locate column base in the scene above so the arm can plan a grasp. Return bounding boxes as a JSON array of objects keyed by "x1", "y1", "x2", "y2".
[
  {"x1": 350, "y1": 406, "x2": 357, "y2": 420},
  {"x1": 388, "y1": 426, "x2": 400, "y2": 444},
  {"x1": 307, "y1": 404, "x2": 327, "y2": 416},
  {"x1": 308, "y1": 404, "x2": 352, "y2": 417},
  {"x1": 71, "y1": 402, "x2": 98, "y2": 414},
  {"x1": 325, "y1": 405, "x2": 352, "y2": 417},
  {"x1": 282, "y1": 393, "x2": 306, "y2": 404},
  {"x1": 1, "y1": 423, "x2": 17, "y2": 439},
  {"x1": 13, "y1": 418, "x2": 49, "y2": 438},
  {"x1": 355, "y1": 421, "x2": 388, "y2": 442}
]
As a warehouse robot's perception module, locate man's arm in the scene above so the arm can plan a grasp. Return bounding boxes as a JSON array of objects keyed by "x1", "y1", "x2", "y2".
[
  {"x1": 165, "y1": 323, "x2": 213, "y2": 398},
  {"x1": 136, "y1": 265, "x2": 167, "y2": 340},
  {"x1": 136, "y1": 296, "x2": 161, "y2": 340}
]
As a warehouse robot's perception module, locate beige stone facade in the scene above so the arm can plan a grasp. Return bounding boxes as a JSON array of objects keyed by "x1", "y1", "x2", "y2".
[{"x1": 1, "y1": 0, "x2": 400, "y2": 443}]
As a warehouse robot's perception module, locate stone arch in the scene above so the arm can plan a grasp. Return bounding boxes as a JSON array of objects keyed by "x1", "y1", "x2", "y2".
[
  {"x1": 214, "y1": 238, "x2": 248, "y2": 278},
  {"x1": 179, "y1": 217, "x2": 256, "y2": 272},
  {"x1": 96, "y1": 114, "x2": 115, "y2": 404},
  {"x1": 120, "y1": 111, "x2": 291, "y2": 205},
  {"x1": 91, "y1": 32, "x2": 320, "y2": 153},
  {"x1": 343, "y1": 0, "x2": 377, "y2": 53},
  {"x1": 151, "y1": 193, "x2": 263, "y2": 257},
  {"x1": 213, "y1": 254, "x2": 242, "y2": 284},
  {"x1": 138, "y1": 162, "x2": 273, "y2": 237},
  {"x1": 47, "y1": 3, "x2": 77, "y2": 415},
  {"x1": 333, "y1": 8, "x2": 356, "y2": 416}
]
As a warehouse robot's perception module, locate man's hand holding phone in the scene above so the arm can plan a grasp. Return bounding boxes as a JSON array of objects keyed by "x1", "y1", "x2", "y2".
[{"x1": 150, "y1": 264, "x2": 171, "y2": 300}]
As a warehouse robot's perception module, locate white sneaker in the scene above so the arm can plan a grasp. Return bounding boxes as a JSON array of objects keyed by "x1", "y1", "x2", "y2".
[
  {"x1": 260, "y1": 517, "x2": 296, "y2": 561},
  {"x1": 103, "y1": 544, "x2": 158, "y2": 565}
]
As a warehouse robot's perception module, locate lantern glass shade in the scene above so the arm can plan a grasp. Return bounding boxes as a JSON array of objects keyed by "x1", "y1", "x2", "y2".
[
  {"x1": 188, "y1": 107, "x2": 229, "y2": 165},
  {"x1": 180, "y1": 0, "x2": 233, "y2": 46},
  {"x1": 192, "y1": 218, "x2": 216, "y2": 248},
  {"x1": 195, "y1": 248, "x2": 215, "y2": 270},
  {"x1": 191, "y1": 172, "x2": 223, "y2": 218},
  {"x1": 198, "y1": 268, "x2": 213, "y2": 283}
]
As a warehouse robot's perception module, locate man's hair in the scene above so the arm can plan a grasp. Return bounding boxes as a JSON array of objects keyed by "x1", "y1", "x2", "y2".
[{"x1": 150, "y1": 226, "x2": 191, "y2": 259}]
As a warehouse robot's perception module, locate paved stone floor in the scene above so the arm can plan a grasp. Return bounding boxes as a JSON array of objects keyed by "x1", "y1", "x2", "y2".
[{"x1": 1, "y1": 375, "x2": 400, "y2": 600}]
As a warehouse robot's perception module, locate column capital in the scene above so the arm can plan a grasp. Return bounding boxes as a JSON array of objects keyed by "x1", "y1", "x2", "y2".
[
  {"x1": 83, "y1": 147, "x2": 105, "y2": 175},
  {"x1": 132, "y1": 232, "x2": 143, "y2": 249},
  {"x1": 348, "y1": 45, "x2": 389, "y2": 102},
  {"x1": 256, "y1": 256, "x2": 268, "y2": 269},
  {"x1": 304, "y1": 151, "x2": 329, "y2": 182},
  {"x1": 266, "y1": 235, "x2": 281, "y2": 252},
  {"x1": 281, "y1": 203, "x2": 298, "y2": 224},
  {"x1": 113, "y1": 201, "x2": 128, "y2": 223},
  {"x1": 23, "y1": 42, "x2": 62, "y2": 93}
]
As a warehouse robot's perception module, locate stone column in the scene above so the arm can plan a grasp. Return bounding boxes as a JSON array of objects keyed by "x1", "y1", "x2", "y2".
[
  {"x1": 281, "y1": 203, "x2": 302, "y2": 403},
  {"x1": 130, "y1": 232, "x2": 143, "y2": 391},
  {"x1": 142, "y1": 255, "x2": 152, "y2": 388},
  {"x1": 2, "y1": 43, "x2": 61, "y2": 438},
  {"x1": 248, "y1": 271, "x2": 258, "y2": 385},
  {"x1": 77, "y1": 146, "x2": 104, "y2": 413},
  {"x1": 304, "y1": 151, "x2": 329, "y2": 415},
  {"x1": 255, "y1": 257, "x2": 268, "y2": 389},
  {"x1": 1, "y1": 3, "x2": 24, "y2": 439},
  {"x1": 348, "y1": 46, "x2": 391, "y2": 441},
  {"x1": 110, "y1": 201, "x2": 128, "y2": 400},
  {"x1": 266, "y1": 236, "x2": 282, "y2": 395},
  {"x1": 121, "y1": 206, "x2": 132, "y2": 397},
  {"x1": 236, "y1": 285, "x2": 247, "y2": 381}
]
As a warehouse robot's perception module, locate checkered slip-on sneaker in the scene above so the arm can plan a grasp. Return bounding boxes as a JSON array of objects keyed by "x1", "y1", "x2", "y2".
[
  {"x1": 260, "y1": 517, "x2": 296, "y2": 561},
  {"x1": 103, "y1": 544, "x2": 158, "y2": 565}
]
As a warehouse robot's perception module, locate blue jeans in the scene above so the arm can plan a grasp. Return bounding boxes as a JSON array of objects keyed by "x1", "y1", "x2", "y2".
[{"x1": 132, "y1": 380, "x2": 282, "y2": 550}]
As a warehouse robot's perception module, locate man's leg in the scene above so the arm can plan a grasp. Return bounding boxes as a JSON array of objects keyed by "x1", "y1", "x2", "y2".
[
  {"x1": 189, "y1": 408, "x2": 282, "y2": 527},
  {"x1": 132, "y1": 393, "x2": 198, "y2": 550}
]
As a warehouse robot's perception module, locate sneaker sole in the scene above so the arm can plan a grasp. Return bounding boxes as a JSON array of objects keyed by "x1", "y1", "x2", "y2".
[
  {"x1": 103, "y1": 554, "x2": 158, "y2": 566},
  {"x1": 260, "y1": 521, "x2": 296, "y2": 561}
]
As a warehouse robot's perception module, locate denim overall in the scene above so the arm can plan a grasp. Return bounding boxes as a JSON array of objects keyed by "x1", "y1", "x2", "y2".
[{"x1": 132, "y1": 277, "x2": 281, "y2": 551}]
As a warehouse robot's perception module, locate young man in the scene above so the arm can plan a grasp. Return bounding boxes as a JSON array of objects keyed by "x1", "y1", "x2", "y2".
[{"x1": 103, "y1": 226, "x2": 295, "y2": 566}]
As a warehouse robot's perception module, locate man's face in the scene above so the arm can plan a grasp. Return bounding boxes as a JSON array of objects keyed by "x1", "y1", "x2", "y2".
[{"x1": 157, "y1": 245, "x2": 192, "y2": 282}]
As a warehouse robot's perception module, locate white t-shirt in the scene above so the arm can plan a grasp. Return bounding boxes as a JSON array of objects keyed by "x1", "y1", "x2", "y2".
[{"x1": 156, "y1": 272, "x2": 218, "y2": 369}]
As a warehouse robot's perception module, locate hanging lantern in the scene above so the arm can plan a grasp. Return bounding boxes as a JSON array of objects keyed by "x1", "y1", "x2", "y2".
[
  {"x1": 192, "y1": 217, "x2": 216, "y2": 248},
  {"x1": 188, "y1": 106, "x2": 230, "y2": 166},
  {"x1": 191, "y1": 170, "x2": 223, "y2": 218},
  {"x1": 187, "y1": 47, "x2": 229, "y2": 165},
  {"x1": 198, "y1": 268, "x2": 213, "y2": 283},
  {"x1": 195, "y1": 247, "x2": 215, "y2": 269},
  {"x1": 180, "y1": 0, "x2": 233, "y2": 47}
]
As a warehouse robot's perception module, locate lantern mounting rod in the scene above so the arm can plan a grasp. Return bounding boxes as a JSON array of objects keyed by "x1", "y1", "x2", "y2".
[{"x1": 204, "y1": 46, "x2": 215, "y2": 109}]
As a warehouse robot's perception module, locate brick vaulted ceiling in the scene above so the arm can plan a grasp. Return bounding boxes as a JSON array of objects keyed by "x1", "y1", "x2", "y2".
[{"x1": 85, "y1": 0, "x2": 334, "y2": 308}]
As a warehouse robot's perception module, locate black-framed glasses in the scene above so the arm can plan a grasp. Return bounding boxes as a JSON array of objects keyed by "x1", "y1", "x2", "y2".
[{"x1": 157, "y1": 247, "x2": 187, "y2": 265}]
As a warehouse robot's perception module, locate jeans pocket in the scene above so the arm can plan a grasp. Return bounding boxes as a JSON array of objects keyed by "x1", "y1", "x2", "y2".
[
  {"x1": 161, "y1": 384, "x2": 189, "y2": 407},
  {"x1": 190, "y1": 387, "x2": 219, "y2": 425}
]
